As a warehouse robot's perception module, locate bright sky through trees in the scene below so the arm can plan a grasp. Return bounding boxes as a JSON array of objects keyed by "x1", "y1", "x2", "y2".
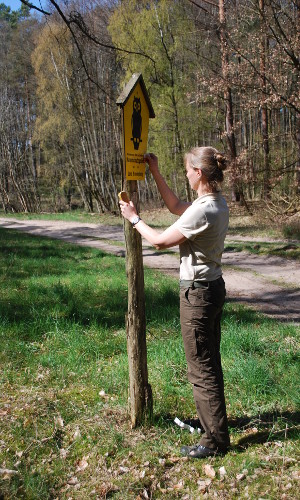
[
  {"x1": 3, "y1": 0, "x2": 46, "y2": 11},
  {"x1": 2, "y1": 0, "x2": 22, "y2": 9}
]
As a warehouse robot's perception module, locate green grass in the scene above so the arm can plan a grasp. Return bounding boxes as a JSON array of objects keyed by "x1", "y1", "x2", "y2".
[
  {"x1": 0, "y1": 208, "x2": 123, "y2": 226},
  {"x1": 0, "y1": 228, "x2": 299, "y2": 499}
]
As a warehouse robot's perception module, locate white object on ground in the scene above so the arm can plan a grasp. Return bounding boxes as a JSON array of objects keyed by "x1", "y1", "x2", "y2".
[{"x1": 174, "y1": 417, "x2": 201, "y2": 434}]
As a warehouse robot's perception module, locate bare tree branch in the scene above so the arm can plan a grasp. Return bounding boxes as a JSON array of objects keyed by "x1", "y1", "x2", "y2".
[
  {"x1": 186, "y1": 0, "x2": 211, "y2": 15},
  {"x1": 188, "y1": 0, "x2": 219, "y2": 8},
  {"x1": 20, "y1": 0, "x2": 50, "y2": 15},
  {"x1": 225, "y1": 30, "x2": 300, "y2": 114},
  {"x1": 264, "y1": 0, "x2": 300, "y2": 71},
  {"x1": 21, "y1": 0, "x2": 157, "y2": 67},
  {"x1": 66, "y1": 8, "x2": 157, "y2": 66}
]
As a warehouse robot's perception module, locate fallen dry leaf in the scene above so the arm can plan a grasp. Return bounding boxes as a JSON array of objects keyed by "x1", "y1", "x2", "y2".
[
  {"x1": 0, "y1": 468, "x2": 19, "y2": 476},
  {"x1": 236, "y1": 473, "x2": 246, "y2": 481},
  {"x1": 283, "y1": 483, "x2": 292, "y2": 491},
  {"x1": 75, "y1": 458, "x2": 89, "y2": 473},
  {"x1": 67, "y1": 476, "x2": 79, "y2": 485},
  {"x1": 119, "y1": 466, "x2": 129, "y2": 474},
  {"x1": 173, "y1": 480, "x2": 184, "y2": 490},
  {"x1": 244, "y1": 427, "x2": 258, "y2": 435},
  {"x1": 219, "y1": 466, "x2": 226, "y2": 478},
  {"x1": 55, "y1": 416, "x2": 64, "y2": 429},
  {"x1": 197, "y1": 479, "x2": 212, "y2": 492},
  {"x1": 98, "y1": 482, "x2": 119, "y2": 496},
  {"x1": 291, "y1": 470, "x2": 300, "y2": 478},
  {"x1": 60, "y1": 449, "x2": 68, "y2": 459},
  {"x1": 203, "y1": 464, "x2": 216, "y2": 478},
  {"x1": 283, "y1": 457, "x2": 296, "y2": 464},
  {"x1": 73, "y1": 428, "x2": 81, "y2": 440},
  {"x1": 157, "y1": 483, "x2": 165, "y2": 492},
  {"x1": 274, "y1": 441, "x2": 283, "y2": 447},
  {"x1": 99, "y1": 389, "x2": 110, "y2": 400},
  {"x1": 23, "y1": 417, "x2": 30, "y2": 428}
]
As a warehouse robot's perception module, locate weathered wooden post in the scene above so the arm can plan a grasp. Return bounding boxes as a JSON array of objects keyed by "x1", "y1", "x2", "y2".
[{"x1": 116, "y1": 74, "x2": 155, "y2": 427}]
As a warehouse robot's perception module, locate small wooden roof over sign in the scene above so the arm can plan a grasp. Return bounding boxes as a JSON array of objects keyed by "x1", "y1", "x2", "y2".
[{"x1": 116, "y1": 73, "x2": 155, "y2": 118}]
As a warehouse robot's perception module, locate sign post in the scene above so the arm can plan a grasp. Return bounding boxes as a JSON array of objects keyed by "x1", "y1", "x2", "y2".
[{"x1": 117, "y1": 74, "x2": 155, "y2": 427}]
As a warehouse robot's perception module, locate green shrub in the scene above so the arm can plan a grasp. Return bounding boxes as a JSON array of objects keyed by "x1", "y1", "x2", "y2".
[{"x1": 282, "y1": 219, "x2": 300, "y2": 240}]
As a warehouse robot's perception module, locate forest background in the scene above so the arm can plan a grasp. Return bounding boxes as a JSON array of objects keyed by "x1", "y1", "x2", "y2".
[{"x1": 0, "y1": 0, "x2": 299, "y2": 217}]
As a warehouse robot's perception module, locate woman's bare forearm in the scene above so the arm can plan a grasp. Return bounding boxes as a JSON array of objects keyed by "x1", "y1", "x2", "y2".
[{"x1": 133, "y1": 220, "x2": 186, "y2": 250}]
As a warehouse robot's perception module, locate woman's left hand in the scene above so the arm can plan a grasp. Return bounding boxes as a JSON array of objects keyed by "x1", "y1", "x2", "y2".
[{"x1": 119, "y1": 200, "x2": 137, "y2": 223}]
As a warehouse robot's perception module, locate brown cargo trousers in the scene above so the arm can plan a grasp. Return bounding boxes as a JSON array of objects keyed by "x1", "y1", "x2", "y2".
[{"x1": 180, "y1": 276, "x2": 230, "y2": 451}]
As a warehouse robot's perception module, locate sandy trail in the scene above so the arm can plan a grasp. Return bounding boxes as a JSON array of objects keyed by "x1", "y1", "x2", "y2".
[{"x1": 1, "y1": 217, "x2": 299, "y2": 325}]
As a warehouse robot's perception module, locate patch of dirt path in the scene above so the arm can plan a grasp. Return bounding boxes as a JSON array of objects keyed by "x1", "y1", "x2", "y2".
[{"x1": 1, "y1": 217, "x2": 299, "y2": 324}]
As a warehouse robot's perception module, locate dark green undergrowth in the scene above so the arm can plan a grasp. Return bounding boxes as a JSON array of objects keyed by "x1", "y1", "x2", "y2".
[
  {"x1": 282, "y1": 220, "x2": 300, "y2": 240},
  {"x1": 224, "y1": 241, "x2": 300, "y2": 260},
  {"x1": 0, "y1": 228, "x2": 299, "y2": 499}
]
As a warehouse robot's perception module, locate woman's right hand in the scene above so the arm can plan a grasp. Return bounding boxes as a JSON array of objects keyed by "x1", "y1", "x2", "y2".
[{"x1": 144, "y1": 153, "x2": 159, "y2": 176}]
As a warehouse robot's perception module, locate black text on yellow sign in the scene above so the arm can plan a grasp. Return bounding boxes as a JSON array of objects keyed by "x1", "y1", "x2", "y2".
[{"x1": 123, "y1": 82, "x2": 150, "y2": 180}]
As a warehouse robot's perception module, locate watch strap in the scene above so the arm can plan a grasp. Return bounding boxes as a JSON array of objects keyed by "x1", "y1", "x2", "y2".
[{"x1": 131, "y1": 216, "x2": 141, "y2": 227}]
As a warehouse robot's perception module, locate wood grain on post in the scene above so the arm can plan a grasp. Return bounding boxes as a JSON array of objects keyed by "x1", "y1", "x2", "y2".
[
  {"x1": 124, "y1": 181, "x2": 153, "y2": 427},
  {"x1": 117, "y1": 74, "x2": 154, "y2": 427}
]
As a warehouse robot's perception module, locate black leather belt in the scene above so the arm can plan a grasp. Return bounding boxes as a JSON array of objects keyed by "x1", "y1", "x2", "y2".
[{"x1": 180, "y1": 280, "x2": 209, "y2": 289}]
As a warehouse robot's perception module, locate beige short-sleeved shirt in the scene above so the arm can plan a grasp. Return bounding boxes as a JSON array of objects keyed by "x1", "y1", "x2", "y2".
[{"x1": 173, "y1": 192, "x2": 229, "y2": 282}]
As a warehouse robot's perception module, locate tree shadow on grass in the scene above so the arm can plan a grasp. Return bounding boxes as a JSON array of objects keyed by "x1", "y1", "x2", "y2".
[
  {"x1": 0, "y1": 229, "x2": 107, "y2": 278},
  {"x1": 0, "y1": 230, "x2": 127, "y2": 334},
  {"x1": 1, "y1": 283, "x2": 179, "y2": 330},
  {"x1": 0, "y1": 230, "x2": 180, "y2": 345},
  {"x1": 222, "y1": 300, "x2": 300, "y2": 327},
  {"x1": 227, "y1": 411, "x2": 300, "y2": 451},
  {"x1": 222, "y1": 303, "x2": 266, "y2": 326}
]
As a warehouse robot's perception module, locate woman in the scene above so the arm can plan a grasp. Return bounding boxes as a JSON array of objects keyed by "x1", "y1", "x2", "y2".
[{"x1": 119, "y1": 147, "x2": 230, "y2": 458}]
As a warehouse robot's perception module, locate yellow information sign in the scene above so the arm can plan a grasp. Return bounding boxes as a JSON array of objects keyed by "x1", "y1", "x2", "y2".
[
  {"x1": 123, "y1": 82, "x2": 149, "y2": 180},
  {"x1": 117, "y1": 73, "x2": 155, "y2": 181}
]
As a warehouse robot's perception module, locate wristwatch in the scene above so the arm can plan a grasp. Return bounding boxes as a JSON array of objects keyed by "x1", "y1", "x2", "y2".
[{"x1": 131, "y1": 216, "x2": 141, "y2": 227}]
